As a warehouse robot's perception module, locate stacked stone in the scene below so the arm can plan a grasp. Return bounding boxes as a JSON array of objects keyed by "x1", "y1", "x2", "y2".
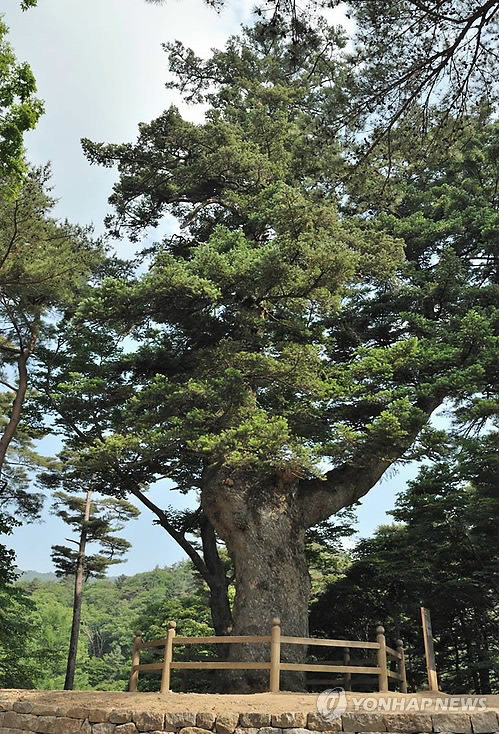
[{"x1": 0, "y1": 700, "x2": 498, "y2": 734}]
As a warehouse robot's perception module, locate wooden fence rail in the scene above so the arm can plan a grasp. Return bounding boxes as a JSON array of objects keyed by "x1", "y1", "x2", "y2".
[{"x1": 128, "y1": 619, "x2": 408, "y2": 694}]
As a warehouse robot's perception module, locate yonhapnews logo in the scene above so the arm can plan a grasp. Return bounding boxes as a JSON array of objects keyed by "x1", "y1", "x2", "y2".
[
  {"x1": 315, "y1": 689, "x2": 489, "y2": 717},
  {"x1": 316, "y1": 687, "x2": 348, "y2": 721}
]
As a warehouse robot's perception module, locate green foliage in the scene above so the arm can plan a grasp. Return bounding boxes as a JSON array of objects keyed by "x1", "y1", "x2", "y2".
[
  {"x1": 43, "y1": 476, "x2": 140, "y2": 579},
  {"x1": 311, "y1": 431, "x2": 499, "y2": 694},
  {"x1": 16, "y1": 563, "x2": 212, "y2": 691},
  {"x1": 0, "y1": 167, "x2": 100, "y2": 314},
  {"x1": 50, "y1": 31, "x2": 496, "y2": 497},
  {"x1": 150, "y1": 0, "x2": 499, "y2": 158},
  {"x1": 0, "y1": 486, "x2": 44, "y2": 688},
  {"x1": 0, "y1": 516, "x2": 41, "y2": 688},
  {"x1": 0, "y1": 17, "x2": 43, "y2": 198},
  {"x1": 58, "y1": 27, "x2": 409, "y2": 493},
  {"x1": 306, "y1": 508, "x2": 356, "y2": 602},
  {"x1": 0, "y1": 582, "x2": 40, "y2": 687},
  {"x1": 0, "y1": 166, "x2": 101, "y2": 481},
  {"x1": 0, "y1": 168, "x2": 102, "y2": 609}
]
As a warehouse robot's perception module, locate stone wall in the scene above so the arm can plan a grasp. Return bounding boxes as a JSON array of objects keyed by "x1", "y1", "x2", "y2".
[{"x1": 0, "y1": 702, "x2": 498, "y2": 734}]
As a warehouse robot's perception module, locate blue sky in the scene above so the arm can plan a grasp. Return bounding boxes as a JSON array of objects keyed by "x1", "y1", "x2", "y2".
[{"x1": 3, "y1": 0, "x2": 431, "y2": 575}]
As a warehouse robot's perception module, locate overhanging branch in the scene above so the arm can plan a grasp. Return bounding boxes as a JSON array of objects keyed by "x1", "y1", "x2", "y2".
[
  {"x1": 125, "y1": 480, "x2": 211, "y2": 583},
  {"x1": 298, "y1": 395, "x2": 443, "y2": 528}
]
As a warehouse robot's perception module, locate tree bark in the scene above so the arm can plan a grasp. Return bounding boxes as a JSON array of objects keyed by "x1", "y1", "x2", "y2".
[
  {"x1": 64, "y1": 488, "x2": 92, "y2": 690},
  {"x1": 200, "y1": 396, "x2": 443, "y2": 691},
  {"x1": 200, "y1": 516, "x2": 233, "y2": 637},
  {"x1": 202, "y1": 470, "x2": 310, "y2": 691},
  {"x1": 0, "y1": 315, "x2": 40, "y2": 474}
]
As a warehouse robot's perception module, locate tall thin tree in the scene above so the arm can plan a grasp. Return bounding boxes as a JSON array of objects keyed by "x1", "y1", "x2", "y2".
[
  {"x1": 45, "y1": 474, "x2": 139, "y2": 690},
  {"x1": 63, "y1": 486, "x2": 92, "y2": 691}
]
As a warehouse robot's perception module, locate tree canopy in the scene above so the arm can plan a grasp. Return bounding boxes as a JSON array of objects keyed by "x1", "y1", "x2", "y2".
[
  {"x1": 0, "y1": 168, "x2": 102, "y2": 543},
  {"x1": 146, "y1": 0, "x2": 499, "y2": 147}
]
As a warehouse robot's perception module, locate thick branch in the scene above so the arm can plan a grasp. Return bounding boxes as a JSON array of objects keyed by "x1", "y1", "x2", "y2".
[
  {"x1": 200, "y1": 512, "x2": 227, "y2": 580},
  {"x1": 298, "y1": 396, "x2": 442, "y2": 527},
  {"x1": 200, "y1": 513, "x2": 233, "y2": 635},
  {"x1": 299, "y1": 460, "x2": 392, "y2": 528},
  {"x1": 180, "y1": 198, "x2": 223, "y2": 229},
  {"x1": 0, "y1": 314, "x2": 40, "y2": 474}
]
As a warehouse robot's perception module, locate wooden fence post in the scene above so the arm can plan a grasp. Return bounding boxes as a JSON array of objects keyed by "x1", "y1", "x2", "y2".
[
  {"x1": 160, "y1": 620, "x2": 176, "y2": 694},
  {"x1": 129, "y1": 631, "x2": 142, "y2": 692},
  {"x1": 421, "y1": 607, "x2": 439, "y2": 692},
  {"x1": 269, "y1": 617, "x2": 281, "y2": 693},
  {"x1": 376, "y1": 625, "x2": 388, "y2": 692},
  {"x1": 343, "y1": 647, "x2": 352, "y2": 691},
  {"x1": 396, "y1": 639, "x2": 408, "y2": 693}
]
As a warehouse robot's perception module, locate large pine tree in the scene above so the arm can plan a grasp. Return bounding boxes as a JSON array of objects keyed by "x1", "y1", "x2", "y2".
[{"x1": 40, "y1": 26, "x2": 498, "y2": 689}]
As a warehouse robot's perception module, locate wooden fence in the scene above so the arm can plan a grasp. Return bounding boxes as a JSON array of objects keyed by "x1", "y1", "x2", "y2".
[{"x1": 129, "y1": 619, "x2": 408, "y2": 694}]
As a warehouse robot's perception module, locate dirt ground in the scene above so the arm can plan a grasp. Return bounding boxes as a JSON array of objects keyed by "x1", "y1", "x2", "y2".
[{"x1": 0, "y1": 690, "x2": 497, "y2": 713}]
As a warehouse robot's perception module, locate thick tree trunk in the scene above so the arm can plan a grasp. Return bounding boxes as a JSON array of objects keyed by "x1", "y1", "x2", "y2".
[
  {"x1": 198, "y1": 397, "x2": 441, "y2": 692},
  {"x1": 202, "y1": 470, "x2": 310, "y2": 691},
  {"x1": 64, "y1": 489, "x2": 92, "y2": 690}
]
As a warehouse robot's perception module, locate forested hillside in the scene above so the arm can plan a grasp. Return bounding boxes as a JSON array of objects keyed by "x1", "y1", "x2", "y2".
[{"x1": 3, "y1": 563, "x2": 211, "y2": 691}]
